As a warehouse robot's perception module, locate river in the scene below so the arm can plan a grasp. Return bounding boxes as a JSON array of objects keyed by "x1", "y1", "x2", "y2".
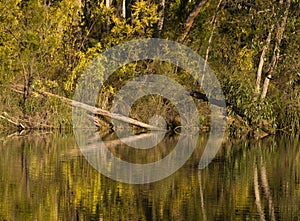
[{"x1": 0, "y1": 132, "x2": 299, "y2": 220}]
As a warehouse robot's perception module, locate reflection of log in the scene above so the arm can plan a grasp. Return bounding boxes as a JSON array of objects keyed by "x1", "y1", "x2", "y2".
[
  {"x1": 64, "y1": 132, "x2": 164, "y2": 157},
  {"x1": 83, "y1": 132, "x2": 162, "y2": 152},
  {"x1": 38, "y1": 91, "x2": 164, "y2": 131}
]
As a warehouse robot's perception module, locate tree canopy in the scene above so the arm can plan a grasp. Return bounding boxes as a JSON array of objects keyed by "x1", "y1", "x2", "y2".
[{"x1": 0, "y1": 0, "x2": 299, "y2": 134}]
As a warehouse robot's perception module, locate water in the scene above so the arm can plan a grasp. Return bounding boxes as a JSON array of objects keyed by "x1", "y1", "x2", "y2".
[{"x1": 0, "y1": 132, "x2": 299, "y2": 220}]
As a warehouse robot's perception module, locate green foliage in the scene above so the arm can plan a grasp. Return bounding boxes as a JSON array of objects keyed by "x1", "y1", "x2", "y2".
[
  {"x1": 275, "y1": 89, "x2": 300, "y2": 132},
  {"x1": 0, "y1": 0, "x2": 299, "y2": 133},
  {"x1": 0, "y1": 0, "x2": 21, "y2": 83},
  {"x1": 238, "y1": 47, "x2": 255, "y2": 71},
  {"x1": 222, "y1": 71, "x2": 276, "y2": 130},
  {"x1": 65, "y1": 1, "x2": 159, "y2": 94}
]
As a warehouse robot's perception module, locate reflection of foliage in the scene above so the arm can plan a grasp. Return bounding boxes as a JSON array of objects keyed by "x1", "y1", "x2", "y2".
[
  {"x1": 0, "y1": 134, "x2": 299, "y2": 220},
  {"x1": 0, "y1": 0, "x2": 299, "y2": 133}
]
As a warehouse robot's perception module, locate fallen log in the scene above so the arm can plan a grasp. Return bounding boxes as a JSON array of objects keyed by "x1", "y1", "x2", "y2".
[
  {"x1": 0, "y1": 112, "x2": 25, "y2": 131},
  {"x1": 38, "y1": 90, "x2": 164, "y2": 131},
  {"x1": 8, "y1": 85, "x2": 165, "y2": 131}
]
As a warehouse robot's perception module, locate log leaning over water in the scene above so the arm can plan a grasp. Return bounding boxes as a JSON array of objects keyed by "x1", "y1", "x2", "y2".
[
  {"x1": 0, "y1": 113, "x2": 25, "y2": 131},
  {"x1": 38, "y1": 91, "x2": 164, "y2": 131}
]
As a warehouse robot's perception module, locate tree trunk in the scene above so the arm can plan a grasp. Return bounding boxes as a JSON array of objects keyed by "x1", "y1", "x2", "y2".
[
  {"x1": 157, "y1": 0, "x2": 166, "y2": 36},
  {"x1": 178, "y1": 0, "x2": 208, "y2": 42},
  {"x1": 261, "y1": 0, "x2": 291, "y2": 100},
  {"x1": 201, "y1": 0, "x2": 223, "y2": 87},
  {"x1": 22, "y1": 60, "x2": 34, "y2": 113},
  {"x1": 254, "y1": 25, "x2": 273, "y2": 96},
  {"x1": 23, "y1": 73, "x2": 33, "y2": 104},
  {"x1": 122, "y1": 0, "x2": 126, "y2": 18},
  {"x1": 106, "y1": 0, "x2": 110, "y2": 8}
]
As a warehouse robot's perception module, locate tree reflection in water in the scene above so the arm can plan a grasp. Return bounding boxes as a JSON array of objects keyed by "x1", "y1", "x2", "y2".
[{"x1": 0, "y1": 133, "x2": 299, "y2": 220}]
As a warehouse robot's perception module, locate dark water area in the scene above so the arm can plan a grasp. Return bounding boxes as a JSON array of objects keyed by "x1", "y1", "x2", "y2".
[{"x1": 0, "y1": 132, "x2": 299, "y2": 220}]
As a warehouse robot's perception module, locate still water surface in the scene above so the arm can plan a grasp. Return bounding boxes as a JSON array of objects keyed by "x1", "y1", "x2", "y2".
[{"x1": 0, "y1": 132, "x2": 299, "y2": 220}]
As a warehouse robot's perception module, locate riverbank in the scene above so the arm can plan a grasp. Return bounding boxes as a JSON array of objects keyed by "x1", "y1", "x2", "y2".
[{"x1": 0, "y1": 84, "x2": 298, "y2": 137}]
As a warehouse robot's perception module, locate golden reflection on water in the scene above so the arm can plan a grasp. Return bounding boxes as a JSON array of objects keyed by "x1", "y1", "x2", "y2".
[{"x1": 0, "y1": 132, "x2": 299, "y2": 220}]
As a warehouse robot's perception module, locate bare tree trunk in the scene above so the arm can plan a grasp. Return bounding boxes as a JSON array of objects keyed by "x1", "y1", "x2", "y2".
[
  {"x1": 157, "y1": 0, "x2": 165, "y2": 36},
  {"x1": 106, "y1": 0, "x2": 110, "y2": 8},
  {"x1": 254, "y1": 25, "x2": 273, "y2": 96},
  {"x1": 105, "y1": 0, "x2": 111, "y2": 32},
  {"x1": 201, "y1": 0, "x2": 223, "y2": 87},
  {"x1": 21, "y1": 59, "x2": 34, "y2": 115},
  {"x1": 122, "y1": 0, "x2": 126, "y2": 18},
  {"x1": 261, "y1": 0, "x2": 291, "y2": 100},
  {"x1": 178, "y1": 0, "x2": 208, "y2": 42}
]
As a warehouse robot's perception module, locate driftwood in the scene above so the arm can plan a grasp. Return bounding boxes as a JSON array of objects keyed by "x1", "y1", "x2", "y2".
[
  {"x1": 0, "y1": 113, "x2": 25, "y2": 131},
  {"x1": 8, "y1": 85, "x2": 164, "y2": 131},
  {"x1": 38, "y1": 91, "x2": 164, "y2": 131}
]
